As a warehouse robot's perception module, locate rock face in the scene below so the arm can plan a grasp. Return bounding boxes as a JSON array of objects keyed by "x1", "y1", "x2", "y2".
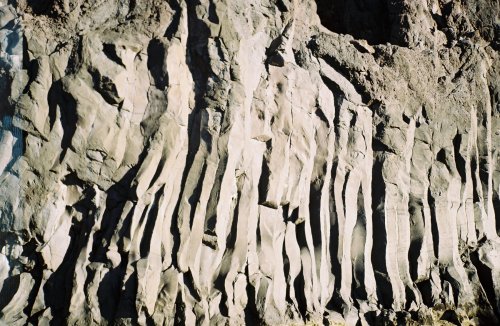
[{"x1": 0, "y1": 0, "x2": 499, "y2": 324}]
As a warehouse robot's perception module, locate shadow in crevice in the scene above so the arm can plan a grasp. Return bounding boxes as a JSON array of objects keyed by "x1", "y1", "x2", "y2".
[
  {"x1": 164, "y1": 0, "x2": 182, "y2": 39},
  {"x1": 83, "y1": 149, "x2": 148, "y2": 321},
  {"x1": 243, "y1": 264, "x2": 261, "y2": 324},
  {"x1": 294, "y1": 219, "x2": 309, "y2": 320},
  {"x1": 370, "y1": 156, "x2": 394, "y2": 307},
  {"x1": 470, "y1": 251, "x2": 500, "y2": 320},
  {"x1": 147, "y1": 39, "x2": 168, "y2": 89},
  {"x1": 495, "y1": 197, "x2": 500, "y2": 238},
  {"x1": 47, "y1": 79, "x2": 78, "y2": 161},
  {"x1": 96, "y1": 254, "x2": 128, "y2": 322},
  {"x1": 210, "y1": 188, "x2": 241, "y2": 317},
  {"x1": 0, "y1": 274, "x2": 20, "y2": 311},
  {"x1": 169, "y1": 0, "x2": 210, "y2": 271},
  {"x1": 452, "y1": 134, "x2": 467, "y2": 183},
  {"x1": 42, "y1": 186, "x2": 98, "y2": 324},
  {"x1": 326, "y1": 160, "x2": 341, "y2": 311},
  {"x1": 427, "y1": 191, "x2": 440, "y2": 261},
  {"x1": 257, "y1": 141, "x2": 274, "y2": 208},
  {"x1": 23, "y1": 240, "x2": 44, "y2": 322},
  {"x1": 309, "y1": 170, "x2": 324, "y2": 273},
  {"x1": 113, "y1": 266, "x2": 139, "y2": 320},
  {"x1": 351, "y1": 186, "x2": 367, "y2": 301},
  {"x1": 408, "y1": 196, "x2": 425, "y2": 282},
  {"x1": 204, "y1": 151, "x2": 229, "y2": 235},
  {"x1": 139, "y1": 187, "x2": 162, "y2": 257},
  {"x1": 315, "y1": 0, "x2": 391, "y2": 45},
  {"x1": 26, "y1": 0, "x2": 55, "y2": 15}
]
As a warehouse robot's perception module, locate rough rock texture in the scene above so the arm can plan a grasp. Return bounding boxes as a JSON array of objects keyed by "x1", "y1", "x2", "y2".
[{"x1": 0, "y1": 0, "x2": 500, "y2": 324}]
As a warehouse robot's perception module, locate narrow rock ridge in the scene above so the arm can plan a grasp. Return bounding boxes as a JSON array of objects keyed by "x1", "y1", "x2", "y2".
[{"x1": 0, "y1": 0, "x2": 499, "y2": 324}]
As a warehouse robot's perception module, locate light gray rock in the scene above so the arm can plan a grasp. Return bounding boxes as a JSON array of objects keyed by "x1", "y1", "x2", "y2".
[{"x1": 0, "y1": 0, "x2": 499, "y2": 324}]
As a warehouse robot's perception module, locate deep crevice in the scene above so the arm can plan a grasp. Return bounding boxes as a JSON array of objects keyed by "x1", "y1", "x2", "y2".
[{"x1": 315, "y1": 0, "x2": 391, "y2": 45}]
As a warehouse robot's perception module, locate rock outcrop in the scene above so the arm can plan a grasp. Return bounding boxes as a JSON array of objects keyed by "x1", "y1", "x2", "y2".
[{"x1": 0, "y1": 0, "x2": 499, "y2": 324}]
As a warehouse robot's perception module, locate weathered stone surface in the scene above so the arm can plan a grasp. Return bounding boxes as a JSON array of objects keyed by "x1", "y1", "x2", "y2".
[{"x1": 0, "y1": 0, "x2": 499, "y2": 324}]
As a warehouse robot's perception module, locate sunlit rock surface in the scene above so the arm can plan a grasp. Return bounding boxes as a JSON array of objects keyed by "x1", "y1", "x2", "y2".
[{"x1": 0, "y1": 0, "x2": 499, "y2": 324}]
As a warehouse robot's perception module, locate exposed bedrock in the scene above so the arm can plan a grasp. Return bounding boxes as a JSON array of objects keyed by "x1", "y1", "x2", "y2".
[{"x1": 0, "y1": 0, "x2": 499, "y2": 324}]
